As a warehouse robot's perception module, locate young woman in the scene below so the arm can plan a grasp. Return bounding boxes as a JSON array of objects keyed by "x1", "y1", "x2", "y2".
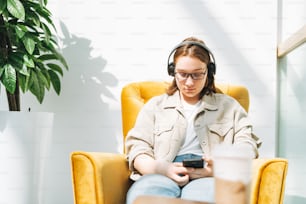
[{"x1": 125, "y1": 37, "x2": 260, "y2": 204}]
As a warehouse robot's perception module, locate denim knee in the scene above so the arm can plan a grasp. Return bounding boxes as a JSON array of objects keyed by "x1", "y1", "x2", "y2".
[
  {"x1": 126, "y1": 174, "x2": 180, "y2": 204},
  {"x1": 181, "y1": 177, "x2": 215, "y2": 203}
]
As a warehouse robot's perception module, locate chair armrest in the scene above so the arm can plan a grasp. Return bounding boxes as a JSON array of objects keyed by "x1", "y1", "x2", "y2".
[
  {"x1": 250, "y1": 158, "x2": 288, "y2": 204},
  {"x1": 71, "y1": 152, "x2": 131, "y2": 204}
]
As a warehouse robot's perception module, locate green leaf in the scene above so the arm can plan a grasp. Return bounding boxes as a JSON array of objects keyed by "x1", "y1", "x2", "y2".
[
  {"x1": 48, "y1": 70, "x2": 60, "y2": 95},
  {"x1": 41, "y1": 22, "x2": 51, "y2": 43},
  {"x1": 0, "y1": 67, "x2": 4, "y2": 76},
  {"x1": 7, "y1": 0, "x2": 25, "y2": 20},
  {"x1": 39, "y1": 40, "x2": 56, "y2": 53},
  {"x1": 33, "y1": 4, "x2": 53, "y2": 26},
  {"x1": 38, "y1": 54, "x2": 58, "y2": 61},
  {"x1": 19, "y1": 64, "x2": 30, "y2": 76},
  {"x1": 15, "y1": 25, "x2": 26, "y2": 39},
  {"x1": 38, "y1": 53, "x2": 68, "y2": 70},
  {"x1": 47, "y1": 63, "x2": 63, "y2": 76},
  {"x1": 23, "y1": 36, "x2": 36, "y2": 54},
  {"x1": 53, "y1": 51, "x2": 69, "y2": 70},
  {"x1": 29, "y1": 70, "x2": 45, "y2": 103},
  {"x1": 23, "y1": 55, "x2": 35, "y2": 68},
  {"x1": 37, "y1": 70, "x2": 50, "y2": 90},
  {"x1": 8, "y1": 52, "x2": 24, "y2": 70},
  {"x1": 0, "y1": 1, "x2": 6, "y2": 15},
  {"x1": 58, "y1": 53, "x2": 68, "y2": 70},
  {"x1": 26, "y1": 8, "x2": 41, "y2": 27},
  {"x1": 40, "y1": 69, "x2": 51, "y2": 89},
  {"x1": 18, "y1": 73, "x2": 29, "y2": 92},
  {"x1": 3, "y1": 64, "x2": 16, "y2": 94}
]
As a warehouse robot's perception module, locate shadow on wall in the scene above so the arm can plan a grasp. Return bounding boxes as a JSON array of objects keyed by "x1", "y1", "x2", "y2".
[
  {"x1": 58, "y1": 21, "x2": 118, "y2": 111},
  {"x1": 41, "y1": 22, "x2": 121, "y2": 204},
  {"x1": 47, "y1": 21, "x2": 121, "y2": 153}
]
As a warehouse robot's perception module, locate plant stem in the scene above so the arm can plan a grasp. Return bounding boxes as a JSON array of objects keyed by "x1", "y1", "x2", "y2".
[
  {"x1": 6, "y1": 88, "x2": 20, "y2": 111},
  {"x1": 0, "y1": 14, "x2": 20, "y2": 111},
  {"x1": 0, "y1": 15, "x2": 7, "y2": 59}
]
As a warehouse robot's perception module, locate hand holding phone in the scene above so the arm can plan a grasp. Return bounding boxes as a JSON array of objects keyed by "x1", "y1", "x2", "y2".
[{"x1": 182, "y1": 158, "x2": 205, "y2": 168}]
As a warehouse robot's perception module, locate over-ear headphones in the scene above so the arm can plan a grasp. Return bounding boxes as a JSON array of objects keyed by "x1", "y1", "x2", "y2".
[{"x1": 167, "y1": 41, "x2": 216, "y2": 77}]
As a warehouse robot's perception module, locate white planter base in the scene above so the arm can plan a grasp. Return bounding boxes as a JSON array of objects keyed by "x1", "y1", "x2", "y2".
[{"x1": 0, "y1": 112, "x2": 54, "y2": 204}]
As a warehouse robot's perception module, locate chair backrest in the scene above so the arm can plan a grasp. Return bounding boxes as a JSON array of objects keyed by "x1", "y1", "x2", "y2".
[{"x1": 121, "y1": 81, "x2": 250, "y2": 148}]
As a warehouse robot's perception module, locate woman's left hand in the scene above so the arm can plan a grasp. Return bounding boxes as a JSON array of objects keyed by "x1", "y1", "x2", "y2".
[{"x1": 186, "y1": 157, "x2": 214, "y2": 180}]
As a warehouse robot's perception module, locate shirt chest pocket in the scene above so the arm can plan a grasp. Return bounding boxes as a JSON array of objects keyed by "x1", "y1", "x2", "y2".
[
  {"x1": 153, "y1": 124, "x2": 174, "y2": 157},
  {"x1": 208, "y1": 122, "x2": 234, "y2": 143}
]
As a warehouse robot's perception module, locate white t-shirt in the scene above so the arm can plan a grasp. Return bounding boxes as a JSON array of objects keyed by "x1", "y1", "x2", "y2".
[{"x1": 177, "y1": 100, "x2": 203, "y2": 156}]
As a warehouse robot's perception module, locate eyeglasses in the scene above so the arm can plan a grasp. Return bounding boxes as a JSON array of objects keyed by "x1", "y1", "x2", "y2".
[{"x1": 175, "y1": 71, "x2": 207, "y2": 81}]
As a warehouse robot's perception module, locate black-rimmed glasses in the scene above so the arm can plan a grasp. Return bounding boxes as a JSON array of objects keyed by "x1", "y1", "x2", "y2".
[{"x1": 175, "y1": 70, "x2": 207, "y2": 81}]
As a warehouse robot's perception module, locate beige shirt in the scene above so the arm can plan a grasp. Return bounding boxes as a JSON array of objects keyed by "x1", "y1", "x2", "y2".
[{"x1": 125, "y1": 91, "x2": 261, "y2": 179}]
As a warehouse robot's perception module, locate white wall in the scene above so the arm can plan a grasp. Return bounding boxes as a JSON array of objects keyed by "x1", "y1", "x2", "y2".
[{"x1": 0, "y1": 1, "x2": 278, "y2": 203}]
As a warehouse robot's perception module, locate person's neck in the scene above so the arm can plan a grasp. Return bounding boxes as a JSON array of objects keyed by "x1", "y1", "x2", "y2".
[{"x1": 181, "y1": 96, "x2": 201, "y2": 105}]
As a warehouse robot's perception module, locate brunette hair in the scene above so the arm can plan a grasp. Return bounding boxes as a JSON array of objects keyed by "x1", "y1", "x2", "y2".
[{"x1": 166, "y1": 37, "x2": 216, "y2": 97}]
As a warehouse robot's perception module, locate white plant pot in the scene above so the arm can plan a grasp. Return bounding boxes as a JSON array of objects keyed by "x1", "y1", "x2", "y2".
[{"x1": 0, "y1": 111, "x2": 54, "y2": 204}]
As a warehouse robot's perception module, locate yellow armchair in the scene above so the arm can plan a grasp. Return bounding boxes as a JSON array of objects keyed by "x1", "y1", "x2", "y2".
[{"x1": 71, "y1": 81, "x2": 288, "y2": 204}]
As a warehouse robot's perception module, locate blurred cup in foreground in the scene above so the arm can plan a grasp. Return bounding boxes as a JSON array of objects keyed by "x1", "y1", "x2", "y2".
[{"x1": 213, "y1": 144, "x2": 253, "y2": 204}]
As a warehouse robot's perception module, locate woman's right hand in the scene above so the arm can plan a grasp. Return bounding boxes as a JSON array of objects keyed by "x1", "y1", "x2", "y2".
[
  {"x1": 134, "y1": 154, "x2": 189, "y2": 186},
  {"x1": 156, "y1": 160, "x2": 190, "y2": 186}
]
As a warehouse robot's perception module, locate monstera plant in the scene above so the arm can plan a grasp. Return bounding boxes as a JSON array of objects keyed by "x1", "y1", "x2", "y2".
[{"x1": 0, "y1": 0, "x2": 68, "y2": 111}]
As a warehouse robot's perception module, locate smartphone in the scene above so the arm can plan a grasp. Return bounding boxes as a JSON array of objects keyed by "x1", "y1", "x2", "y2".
[{"x1": 182, "y1": 158, "x2": 204, "y2": 168}]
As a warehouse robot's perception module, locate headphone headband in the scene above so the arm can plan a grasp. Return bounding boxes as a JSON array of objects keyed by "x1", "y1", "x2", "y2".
[{"x1": 167, "y1": 41, "x2": 216, "y2": 76}]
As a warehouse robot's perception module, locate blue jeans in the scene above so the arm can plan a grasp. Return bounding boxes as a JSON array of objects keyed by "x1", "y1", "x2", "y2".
[{"x1": 126, "y1": 154, "x2": 215, "y2": 204}]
